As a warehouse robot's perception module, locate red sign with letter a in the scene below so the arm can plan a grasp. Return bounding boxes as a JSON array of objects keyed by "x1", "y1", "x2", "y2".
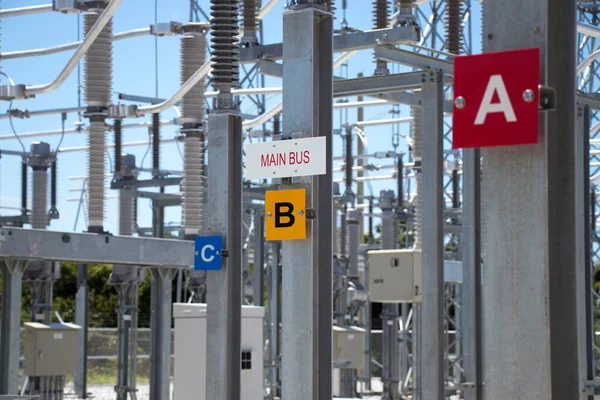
[{"x1": 452, "y1": 47, "x2": 540, "y2": 149}]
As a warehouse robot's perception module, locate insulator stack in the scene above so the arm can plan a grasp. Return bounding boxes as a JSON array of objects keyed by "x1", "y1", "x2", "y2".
[
  {"x1": 445, "y1": 0, "x2": 465, "y2": 55},
  {"x1": 344, "y1": 128, "x2": 353, "y2": 195},
  {"x1": 119, "y1": 189, "x2": 134, "y2": 236},
  {"x1": 29, "y1": 141, "x2": 51, "y2": 230},
  {"x1": 84, "y1": 8, "x2": 113, "y2": 231},
  {"x1": 373, "y1": 0, "x2": 390, "y2": 75},
  {"x1": 397, "y1": 156, "x2": 404, "y2": 208},
  {"x1": 411, "y1": 107, "x2": 422, "y2": 162},
  {"x1": 411, "y1": 106, "x2": 422, "y2": 249},
  {"x1": 119, "y1": 154, "x2": 136, "y2": 236},
  {"x1": 87, "y1": 118, "x2": 106, "y2": 228},
  {"x1": 133, "y1": 197, "x2": 138, "y2": 230},
  {"x1": 243, "y1": 198, "x2": 252, "y2": 243},
  {"x1": 21, "y1": 161, "x2": 27, "y2": 214},
  {"x1": 50, "y1": 160, "x2": 58, "y2": 215},
  {"x1": 373, "y1": 0, "x2": 389, "y2": 28},
  {"x1": 32, "y1": 169, "x2": 48, "y2": 229},
  {"x1": 273, "y1": 115, "x2": 281, "y2": 136},
  {"x1": 84, "y1": 10, "x2": 113, "y2": 106},
  {"x1": 180, "y1": 25, "x2": 207, "y2": 237},
  {"x1": 379, "y1": 190, "x2": 397, "y2": 250},
  {"x1": 152, "y1": 113, "x2": 160, "y2": 177},
  {"x1": 114, "y1": 119, "x2": 122, "y2": 174},
  {"x1": 326, "y1": 0, "x2": 336, "y2": 13},
  {"x1": 210, "y1": 0, "x2": 241, "y2": 98},
  {"x1": 183, "y1": 137, "x2": 204, "y2": 236},
  {"x1": 452, "y1": 169, "x2": 459, "y2": 209},
  {"x1": 240, "y1": 0, "x2": 259, "y2": 47},
  {"x1": 180, "y1": 30, "x2": 207, "y2": 122}
]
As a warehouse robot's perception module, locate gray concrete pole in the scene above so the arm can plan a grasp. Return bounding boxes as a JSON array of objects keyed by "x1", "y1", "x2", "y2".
[
  {"x1": 205, "y1": 113, "x2": 244, "y2": 400},
  {"x1": 204, "y1": 0, "x2": 244, "y2": 397},
  {"x1": 281, "y1": 4, "x2": 333, "y2": 399},
  {"x1": 481, "y1": 0, "x2": 579, "y2": 398},
  {"x1": 269, "y1": 241, "x2": 281, "y2": 398},
  {"x1": 461, "y1": 106, "x2": 482, "y2": 400},
  {"x1": 74, "y1": 263, "x2": 89, "y2": 399},
  {"x1": 380, "y1": 189, "x2": 399, "y2": 400},
  {"x1": 149, "y1": 268, "x2": 176, "y2": 400},
  {"x1": 419, "y1": 70, "x2": 445, "y2": 400},
  {"x1": 0, "y1": 260, "x2": 26, "y2": 395}
]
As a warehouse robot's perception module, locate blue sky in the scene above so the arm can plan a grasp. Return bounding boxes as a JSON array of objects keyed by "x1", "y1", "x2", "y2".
[{"x1": 0, "y1": 0, "x2": 482, "y2": 234}]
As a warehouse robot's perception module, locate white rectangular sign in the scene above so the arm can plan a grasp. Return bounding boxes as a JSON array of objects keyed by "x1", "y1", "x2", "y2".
[{"x1": 245, "y1": 136, "x2": 327, "y2": 180}]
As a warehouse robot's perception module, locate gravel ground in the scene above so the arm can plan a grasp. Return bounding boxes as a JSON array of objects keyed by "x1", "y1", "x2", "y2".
[
  {"x1": 62, "y1": 379, "x2": 462, "y2": 400},
  {"x1": 64, "y1": 383, "x2": 172, "y2": 400}
]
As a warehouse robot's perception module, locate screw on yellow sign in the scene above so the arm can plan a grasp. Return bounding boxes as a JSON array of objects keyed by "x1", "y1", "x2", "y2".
[{"x1": 265, "y1": 189, "x2": 307, "y2": 241}]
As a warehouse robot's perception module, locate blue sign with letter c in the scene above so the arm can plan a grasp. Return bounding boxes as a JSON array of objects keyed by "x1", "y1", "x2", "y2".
[{"x1": 194, "y1": 236, "x2": 223, "y2": 271}]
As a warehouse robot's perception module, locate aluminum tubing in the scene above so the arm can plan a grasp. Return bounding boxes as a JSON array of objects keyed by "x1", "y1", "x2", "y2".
[{"x1": 31, "y1": 168, "x2": 48, "y2": 229}]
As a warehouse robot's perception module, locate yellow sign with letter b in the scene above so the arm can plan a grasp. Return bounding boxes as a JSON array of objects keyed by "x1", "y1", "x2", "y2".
[{"x1": 265, "y1": 189, "x2": 307, "y2": 241}]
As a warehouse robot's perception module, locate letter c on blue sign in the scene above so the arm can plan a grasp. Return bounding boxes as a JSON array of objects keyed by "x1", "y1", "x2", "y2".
[
  {"x1": 201, "y1": 244, "x2": 215, "y2": 263},
  {"x1": 194, "y1": 236, "x2": 223, "y2": 271}
]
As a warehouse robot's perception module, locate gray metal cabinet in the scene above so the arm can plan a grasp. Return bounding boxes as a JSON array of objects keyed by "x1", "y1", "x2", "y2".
[{"x1": 22, "y1": 322, "x2": 80, "y2": 376}]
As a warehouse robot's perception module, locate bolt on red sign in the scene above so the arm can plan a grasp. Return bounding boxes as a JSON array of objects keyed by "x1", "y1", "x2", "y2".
[{"x1": 452, "y1": 47, "x2": 540, "y2": 149}]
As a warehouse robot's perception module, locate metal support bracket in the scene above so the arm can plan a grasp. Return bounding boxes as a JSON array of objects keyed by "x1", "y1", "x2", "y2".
[{"x1": 539, "y1": 85, "x2": 556, "y2": 111}]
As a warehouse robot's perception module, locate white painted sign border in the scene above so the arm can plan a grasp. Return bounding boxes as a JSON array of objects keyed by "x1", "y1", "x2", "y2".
[{"x1": 245, "y1": 136, "x2": 327, "y2": 180}]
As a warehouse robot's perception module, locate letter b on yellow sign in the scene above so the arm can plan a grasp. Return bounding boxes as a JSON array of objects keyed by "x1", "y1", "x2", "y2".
[{"x1": 265, "y1": 189, "x2": 307, "y2": 241}]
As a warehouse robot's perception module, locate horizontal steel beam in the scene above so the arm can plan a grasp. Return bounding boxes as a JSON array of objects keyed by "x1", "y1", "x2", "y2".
[
  {"x1": 135, "y1": 190, "x2": 182, "y2": 207},
  {"x1": 578, "y1": 93, "x2": 600, "y2": 110},
  {"x1": 0, "y1": 228, "x2": 194, "y2": 268},
  {"x1": 111, "y1": 177, "x2": 182, "y2": 190},
  {"x1": 334, "y1": 72, "x2": 426, "y2": 97},
  {"x1": 374, "y1": 45, "x2": 454, "y2": 74},
  {"x1": 258, "y1": 60, "x2": 283, "y2": 78},
  {"x1": 241, "y1": 25, "x2": 419, "y2": 63}
]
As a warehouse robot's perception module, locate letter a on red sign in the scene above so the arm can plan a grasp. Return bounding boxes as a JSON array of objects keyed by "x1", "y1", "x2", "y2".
[{"x1": 452, "y1": 47, "x2": 540, "y2": 149}]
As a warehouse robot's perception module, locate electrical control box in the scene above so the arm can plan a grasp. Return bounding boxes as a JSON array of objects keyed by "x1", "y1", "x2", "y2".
[
  {"x1": 22, "y1": 322, "x2": 81, "y2": 376},
  {"x1": 367, "y1": 249, "x2": 422, "y2": 303},
  {"x1": 173, "y1": 303, "x2": 265, "y2": 400},
  {"x1": 333, "y1": 325, "x2": 365, "y2": 369}
]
